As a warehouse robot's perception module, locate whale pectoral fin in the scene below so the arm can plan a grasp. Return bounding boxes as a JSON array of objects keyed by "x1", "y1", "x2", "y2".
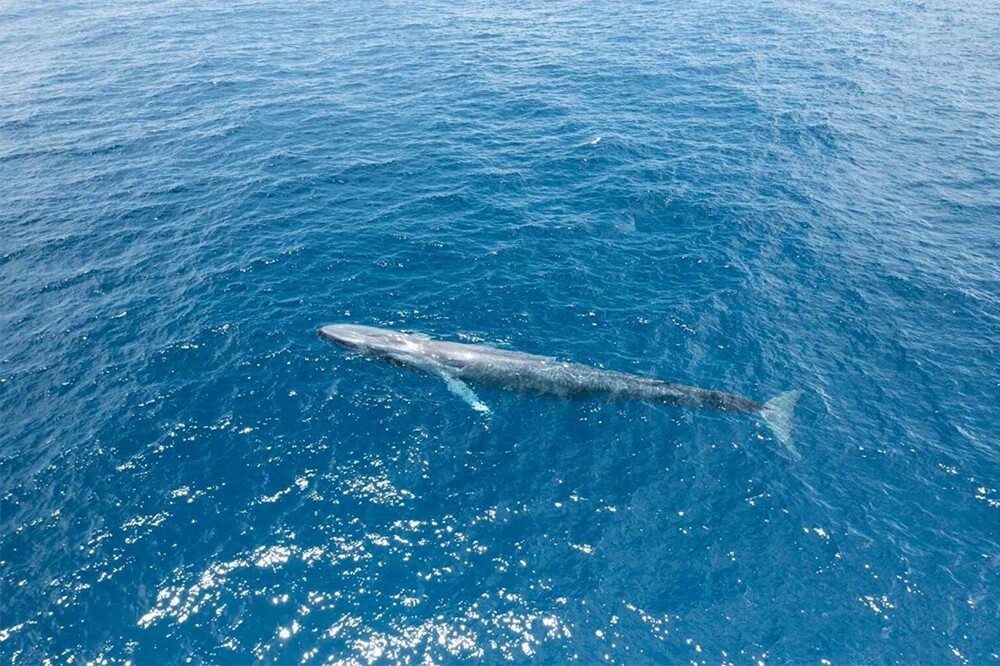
[{"x1": 436, "y1": 370, "x2": 491, "y2": 415}]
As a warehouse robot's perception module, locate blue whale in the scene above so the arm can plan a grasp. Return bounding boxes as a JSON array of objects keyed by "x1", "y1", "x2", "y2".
[{"x1": 319, "y1": 324, "x2": 802, "y2": 455}]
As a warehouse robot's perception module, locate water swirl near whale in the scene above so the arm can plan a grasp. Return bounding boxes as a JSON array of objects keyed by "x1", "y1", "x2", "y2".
[{"x1": 319, "y1": 324, "x2": 802, "y2": 456}]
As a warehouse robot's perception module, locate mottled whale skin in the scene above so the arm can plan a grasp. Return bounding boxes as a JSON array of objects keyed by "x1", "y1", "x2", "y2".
[{"x1": 318, "y1": 324, "x2": 801, "y2": 451}]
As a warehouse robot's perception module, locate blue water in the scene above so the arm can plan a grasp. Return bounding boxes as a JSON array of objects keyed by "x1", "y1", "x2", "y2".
[{"x1": 2, "y1": 0, "x2": 998, "y2": 662}]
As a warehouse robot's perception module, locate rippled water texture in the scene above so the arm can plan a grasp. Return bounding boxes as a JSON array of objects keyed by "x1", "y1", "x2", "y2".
[{"x1": 2, "y1": 0, "x2": 998, "y2": 663}]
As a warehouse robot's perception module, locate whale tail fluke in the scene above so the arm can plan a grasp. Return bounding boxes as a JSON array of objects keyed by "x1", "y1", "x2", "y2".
[{"x1": 760, "y1": 390, "x2": 803, "y2": 459}]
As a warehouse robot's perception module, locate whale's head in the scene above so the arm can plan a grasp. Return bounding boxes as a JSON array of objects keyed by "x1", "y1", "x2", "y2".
[
  {"x1": 319, "y1": 324, "x2": 391, "y2": 350},
  {"x1": 318, "y1": 324, "x2": 423, "y2": 356}
]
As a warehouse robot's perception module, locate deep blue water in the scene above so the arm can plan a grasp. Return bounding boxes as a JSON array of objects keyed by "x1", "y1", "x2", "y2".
[{"x1": 2, "y1": 0, "x2": 999, "y2": 663}]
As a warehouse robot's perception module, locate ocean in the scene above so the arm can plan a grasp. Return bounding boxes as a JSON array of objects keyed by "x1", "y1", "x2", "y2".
[{"x1": 1, "y1": 0, "x2": 998, "y2": 663}]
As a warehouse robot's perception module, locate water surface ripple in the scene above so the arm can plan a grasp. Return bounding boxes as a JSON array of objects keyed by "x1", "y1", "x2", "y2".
[{"x1": 2, "y1": 0, "x2": 998, "y2": 663}]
